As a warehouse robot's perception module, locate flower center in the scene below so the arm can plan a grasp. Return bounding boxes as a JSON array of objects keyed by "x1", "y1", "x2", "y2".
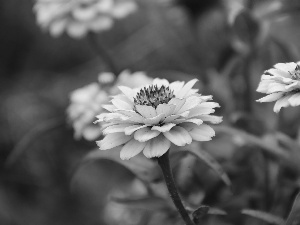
[
  {"x1": 134, "y1": 85, "x2": 175, "y2": 108},
  {"x1": 290, "y1": 64, "x2": 300, "y2": 80}
]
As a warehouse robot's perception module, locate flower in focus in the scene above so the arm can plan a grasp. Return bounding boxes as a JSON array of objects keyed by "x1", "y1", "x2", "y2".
[
  {"x1": 67, "y1": 71, "x2": 152, "y2": 140},
  {"x1": 256, "y1": 62, "x2": 300, "y2": 112},
  {"x1": 96, "y1": 78, "x2": 222, "y2": 160},
  {"x1": 34, "y1": 0, "x2": 138, "y2": 38}
]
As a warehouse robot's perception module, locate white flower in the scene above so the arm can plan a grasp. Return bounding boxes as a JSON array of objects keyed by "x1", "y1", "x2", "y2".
[
  {"x1": 67, "y1": 71, "x2": 152, "y2": 140},
  {"x1": 256, "y1": 62, "x2": 300, "y2": 112},
  {"x1": 34, "y1": 0, "x2": 138, "y2": 38},
  {"x1": 95, "y1": 78, "x2": 222, "y2": 160}
]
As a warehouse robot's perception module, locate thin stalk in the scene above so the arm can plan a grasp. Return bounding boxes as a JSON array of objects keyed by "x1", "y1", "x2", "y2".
[
  {"x1": 157, "y1": 151, "x2": 195, "y2": 225},
  {"x1": 242, "y1": 53, "x2": 253, "y2": 113},
  {"x1": 87, "y1": 32, "x2": 119, "y2": 75}
]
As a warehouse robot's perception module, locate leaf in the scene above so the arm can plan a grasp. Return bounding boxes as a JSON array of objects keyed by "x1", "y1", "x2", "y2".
[
  {"x1": 207, "y1": 207, "x2": 227, "y2": 216},
  {"x1": 172, "y1": 146, "x2": 231, "y2": 187},
  {"x1": 214, "y1": 125, "x2": 289, "y2": 159},
  {"x1": 189, "y1": 205, "x2": 227, "y2": 224},
  {"x1": 192, "y1": 205, "x2": 209, "y2": 224},
  {"x1": 232, "y1": 9, "x2": 260, "y2": 45},
  {"x1": 111, "y1": 196, "x2": 170, "y2": 211},
  {"x1": 187, "y1": 147, "x2": 231, "y2": 187},
  {"x1": 81, "y1": 148, "x2": 162, "y2": 183},
  {"x1": 286, "y1": 192, "x2": 300, "y2": 225},
  {"x1": 241, "y1": 209, "x2": 284, "y2": 225}
]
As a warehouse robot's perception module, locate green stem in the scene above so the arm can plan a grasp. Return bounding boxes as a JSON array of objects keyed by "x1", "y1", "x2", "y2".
[
  {"x1": 87, "y1": 32, "x2": 119, "y2": 75},
  {"x1": 157, "y1": 151, "x2": 194, "y2": 225}
]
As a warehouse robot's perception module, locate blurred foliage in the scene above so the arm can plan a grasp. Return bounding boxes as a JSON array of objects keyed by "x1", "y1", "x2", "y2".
[{"x1": 2, "y1": 0, "x2": 300, "y2": 225}]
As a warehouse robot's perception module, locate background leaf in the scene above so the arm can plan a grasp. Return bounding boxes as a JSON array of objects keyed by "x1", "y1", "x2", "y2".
[
  {"x1": 110, "y1": 196, "x2": 170, "y2": 211},
  {"x1": 286, "y1": 192, "x2": 300, "y2": 225},
  {"x1": 242, "y1": 209, "x2": 284, "y2": 225},
  {"x1": 81, "y1": 149, "x2": 162, "y2": 183}
]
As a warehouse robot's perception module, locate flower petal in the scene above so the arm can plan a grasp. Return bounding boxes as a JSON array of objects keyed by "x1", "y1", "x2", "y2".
[
  {"x1": 189, "y1": 124, "x2": 215, "y2": 141},
  {"x1": 111, "y1": 99, "x2": 132, "y2": 110},
  {"x1": 168, "y1": 98, "x2": 186, "y2": 114},
  {"x1": 116, "y1": 110, "x2": 145, "y2": 123},
  {"x1": 176, "y1": 79, "x2": 198, "y2": 98},
  {"x1": 156, "y1": 104, "x2": 176, "y2": 117},
  {"x1": 256, "y1": 93, "x2": 283, "y2": 102},
  {"x1": 97, "y1": 133, "x2": 132, "y2": 150},
  {"x1": 102, "y1": 124, "x2": 129, "y2": 135},
  {"x1": 135, "y1": 105, "x2": 157, "y2": 118},
  {"x1": 274, "y1": 62, "x2": 297, "y2": 73},
  {"x1": 163, "y1": 126, "x2": 192, "y2": 146},
  {"x1": 169, "y1": 81, "x2": 184, "y2": 95},
  {"x1": 256, "y1": 80, "x2": 273, "y2": 93},
  {"x1": 198, "y1": 115, "x2": 223, "y2": 124},
  {"x1": 151, "y1": 123, "x2": 176, "y2": 132},
  {"x1": 163, "y1": 114, "x2": 181, "y2": 123},
  {"x1": 188, "y1": 106, "x2": 215, "y2": 118},
  {"x1": 102, "y1": 104, "x2": 117, "y2": 112},
  {"x1": 177, "y1": 96, "x2": 202, "y2": 114},
  {"x1": 120, "y1": 139, "x2": 147, "y2": 160},
  {"x1": 143, "y1": 113, "x2": 166, "y2": 125},
  {"x1": 288, "y1": 93, "x2": 300, "y2": 106},
  {"x1": 266, "y1": 68, "x2": 291, "y2": 78},
  {"x1": 173, "y1": 118, "x2": 203, "y2": 125},
  {"x1": 143, "y1": 134, "x2": 171, "y2": 158},
  {"x1": 266, "y1": 83, "x2": 287, "y2": 94},
  {"x1": 124, "y1": 124, "x2": 148, "y2": 135},
  {"x1": 134, "y1": 127, "x2": 160, "y2": 142},
  {"x1": 118, "y1": 86, "x2": 136, "y2": 101},
  {"x1": 273, "y1": 95, "x2": 292, "y2": 113}
]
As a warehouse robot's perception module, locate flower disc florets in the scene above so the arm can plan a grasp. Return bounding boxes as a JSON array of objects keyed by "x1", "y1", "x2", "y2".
[
  {"x1": 134, "y1": 85, "x2": 174, "y2": 108},
  {"x1": 256, "y1": 62, "x2": 300, "y2": 112},
  {"x1": 290, "y1": 64, "x2": 300, "y2": 80},
  {"x1": 95, "y1": 78, "x2": 222, "y2": 160}
]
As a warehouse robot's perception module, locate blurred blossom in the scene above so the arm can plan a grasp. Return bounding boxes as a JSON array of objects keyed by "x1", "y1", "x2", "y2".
[
  {"x1": 110, "y1": 70, "x2": 154, "y2": 95},
  {"x1": 67, "y1": 71, "x2": 152, "y2": 140},
  {"x1": 34, "y1": 0, "x2": 138, "y2": 38},
  {"x1": 256, "y1": 62, "x2": 300, "y2": 113},
  {"x1": 96, "y1": 78, "x2": 222, "y2": 160}
]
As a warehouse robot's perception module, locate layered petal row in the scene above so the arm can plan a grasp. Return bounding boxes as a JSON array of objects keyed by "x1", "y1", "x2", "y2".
[
  {"x1": 96, "y1": 78, "x2": 222, "y2": 159},
  {"x1": 256, "y1": 62, "x2": 300, "y2": 112}
]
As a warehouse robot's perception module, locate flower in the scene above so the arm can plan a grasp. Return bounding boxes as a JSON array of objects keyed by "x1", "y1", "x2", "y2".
[
  {"x1": 256, "y1": 62, "x2": 300, "y2": 112},
  {"x1": 67, "y1": 71, "x2": 152, "y2": 140},
  {"x1": 34, "y1": 0, "x2": 138, "y2": 38},
  {"x1": 95, "y1": 78, "x2": 222, "y2": 160}
]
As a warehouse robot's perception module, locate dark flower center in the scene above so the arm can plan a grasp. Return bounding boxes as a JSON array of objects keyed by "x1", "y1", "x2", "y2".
[
  {"x1": 134, "y1": 85, "x2": 175, "y2": 108},
  {"x1": 290, "y1": 64, "x2": 300, "y2": 80}
]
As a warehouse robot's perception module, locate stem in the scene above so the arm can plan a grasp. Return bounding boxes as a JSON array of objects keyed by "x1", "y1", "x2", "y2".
[
  {"x1": 157, "y1": 151, "x2": 194, "y2": 225},
  {"x1": 87, "y1": 32, "x2": 119, "y2": 75}
]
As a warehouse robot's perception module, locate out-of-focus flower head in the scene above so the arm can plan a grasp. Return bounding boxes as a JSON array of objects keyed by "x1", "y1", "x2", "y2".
[
  {"x1": 110, "y1": 70, "x2": 154, "y2": 95},
  {"x1": 34, "y1": 0, "x2": 138, "y2": 38},
  {"x1": 256, "y1": 62, "x2": 300, "y2": 113},
  {"x1": 96, "y1": 78, "x2": 222, "y2": 160},
  {"x1": 68, "y1": 71, "x2": 152, "y2": 140}
]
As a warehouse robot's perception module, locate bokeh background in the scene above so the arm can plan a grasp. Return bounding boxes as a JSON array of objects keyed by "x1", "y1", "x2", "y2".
[{"x1": 2, "y1": 0, "x2": 300, "y2": 224}]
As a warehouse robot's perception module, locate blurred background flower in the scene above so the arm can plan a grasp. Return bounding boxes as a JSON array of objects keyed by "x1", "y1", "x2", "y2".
[
  {"x1": 67, "y1": 70, "x2": 152, "y2": 140},
  {"x1": 34, "y1": 0, "x2": 138, "y2": 38}
]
